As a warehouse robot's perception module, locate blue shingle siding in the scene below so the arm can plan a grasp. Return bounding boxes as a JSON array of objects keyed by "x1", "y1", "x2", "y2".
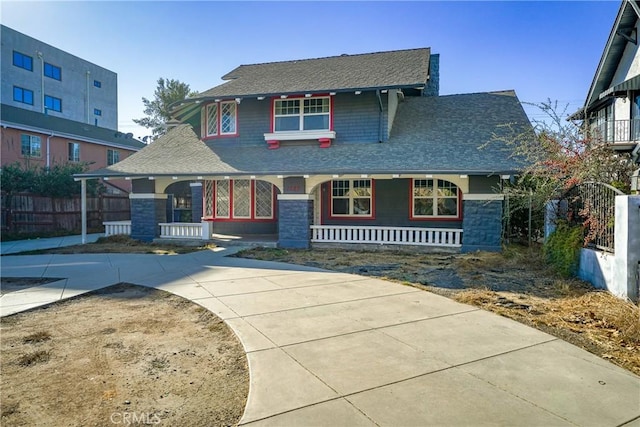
[
  {"x1": 423, "y1": 54, "x2": 439, "y2": 97},
  {"x1": 130, "y1": 198, "x2": 167, "y2": 242},
  {"x1": 320, "y1": 179, "x2": 462, "y2": 228},
  {"x1": 191, "y1": 184, "x2": 203, "y2": 222},
  {"x1": 469, "y1": 175, "x2": 501, "y2": 193},
  {"x1": 212, "y1": 221, "x2": 277, "y2": 235},
  {"x1": 461, "y1": 200, "x2": 502, "y2": 252},
  {"x1": 278, "y1": 199, "x2": 313, "y2": 248},
  {"x1": 333, "y1": 92, "x2": 386, "y2": 143}
]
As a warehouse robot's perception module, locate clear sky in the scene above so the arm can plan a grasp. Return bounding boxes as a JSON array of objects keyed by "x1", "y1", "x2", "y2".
[{"x1": 1, "y1": 1, "x2": 620, "y2": 140}]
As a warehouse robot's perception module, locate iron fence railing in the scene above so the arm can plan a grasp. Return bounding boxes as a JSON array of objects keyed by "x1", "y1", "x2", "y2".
[{"x1": 595, "y1": 119, "x2": 640, "y2": 143}]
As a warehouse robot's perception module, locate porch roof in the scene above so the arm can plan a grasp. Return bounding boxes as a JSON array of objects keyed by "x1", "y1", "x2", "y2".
[{"x1": 78, "y1": 91, "x2": 529, "y2": 179}]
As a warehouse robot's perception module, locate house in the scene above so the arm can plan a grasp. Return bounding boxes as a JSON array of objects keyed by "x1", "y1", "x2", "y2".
[
  {"x1": 78, "y1": 48, "x2": 532, "y2": 251},
  {"x1": 1, "y1": 25, "x2": 144, "y2": 193},
  {"x1": 572, "y1": 0, "x2": 640, "y2": 166}
]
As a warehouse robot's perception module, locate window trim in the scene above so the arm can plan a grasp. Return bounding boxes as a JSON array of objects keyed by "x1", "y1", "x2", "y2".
[
  {"x1": 44, "y1": 62, "x2": 62, "y2": 81},
  {"x1": 13, "y1": 86, "x2": 34, "y2": 105},
  {"x1": 205, "y1": 179, "x2": 275, "y2": 222},
  {"x1": 328, "y1": 179, "x2": 375, "y2": 219},
  {"x1": 68, "y1": 142, "x2": 80, "y2": 162},
  {"x1": 202, "y1": 100, "x2": 239, "y2": 139},
  {"x1": 270, "y1": 95, "x2": 334, "y2": 133},
  {"x1": 409, "y1": 178, "x2": 462, "y2": 221},
  {"x1": 107, "y1": 149, "x2": 120, "y2": 166},
  {"x1": 13, "y1": 51, "x2": 33, "y2": 71},
  {"x1": 44, "y1": 94, "x2": 62, "y2": 112},
  {"x1": 21, "y1": 134, "x2": 42, "y2": 158}
]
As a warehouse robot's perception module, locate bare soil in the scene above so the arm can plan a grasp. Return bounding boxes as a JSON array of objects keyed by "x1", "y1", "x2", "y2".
[
  {"x1": 0, "y1": 283, "x2": 248, "y2": 427},
  {"x1": 236, "y1": 246, "x2": 640, "y2": 376}
]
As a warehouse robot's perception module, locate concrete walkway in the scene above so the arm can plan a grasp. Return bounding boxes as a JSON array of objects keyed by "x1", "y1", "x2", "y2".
[
  {"x1": 1, "y1": 248, "x2": 639, "y2": 426},
  {"x1": 1, "y1": 233, "x2": 102, "y2": 255}
]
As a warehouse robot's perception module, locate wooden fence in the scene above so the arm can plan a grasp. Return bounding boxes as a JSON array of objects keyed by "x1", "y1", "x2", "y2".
[{"x1": 1, "y1": 193, "x2": 130, "y2": 234}]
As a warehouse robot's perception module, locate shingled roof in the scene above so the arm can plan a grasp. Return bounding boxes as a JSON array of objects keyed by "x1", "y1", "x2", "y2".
[
  {"x1": 81, "y1": 91, "x2": 529, "y2": 178},
  {"x1": 1, "y1": 104, "x2": 145, "y2": 150},
  {"x1": 194, "y1": 48, "x2": 431, "y2": 99}
]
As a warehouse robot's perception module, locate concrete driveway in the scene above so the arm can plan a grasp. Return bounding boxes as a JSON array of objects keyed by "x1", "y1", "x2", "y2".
[{"x1": 1, "y1": 248, "x2": 639, "y2": 426}]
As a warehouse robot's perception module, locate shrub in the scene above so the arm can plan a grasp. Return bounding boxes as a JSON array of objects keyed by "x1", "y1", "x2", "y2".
[{"x1": 544, "y1": 221, "x2": 584, "y2": 277}]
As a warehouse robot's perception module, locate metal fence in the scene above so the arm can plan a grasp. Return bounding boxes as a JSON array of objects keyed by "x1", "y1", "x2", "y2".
[{"x1": 559, "y1": 182, "x2": 623, "y2": 253}]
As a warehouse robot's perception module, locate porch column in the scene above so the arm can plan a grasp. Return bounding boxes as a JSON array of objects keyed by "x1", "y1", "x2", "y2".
[
  {"x1": 278, "y1": 194, "x2": 313, "y2": 249},
  {"x1": 80, "y1": 178, "x2": 87, "y2": 244},
  {"x1": 461, "y1": 194, "x2": 504, "y2": 253},
  {"x1": 129, "y1": 178, "x2": 167, "y2": 242},
  {"x1": 190, "y1": 182, "x2": 203, "y2": 222}
]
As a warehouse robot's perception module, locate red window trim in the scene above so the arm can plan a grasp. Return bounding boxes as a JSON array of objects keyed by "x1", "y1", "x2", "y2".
[
  {"x1": 408, "y1": 178, "x2": 463, "y2": 221},
  {"x1": 202, "y1": 100, "x2": 239, "y2": 140},
  {"x1": 204, "y1": 179, "x2": 276, "y2": 222},
  {"x1": 269, "y1": 94, "x2": 334, "y2": 133},
  {"x1": 324, "y1": 179, "x2": 376, "y2": 221}
]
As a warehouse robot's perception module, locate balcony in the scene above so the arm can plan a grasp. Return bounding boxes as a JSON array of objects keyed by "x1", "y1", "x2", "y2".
[{"x1": 594, "y1": 119, "x2": 640, "y2": 151}]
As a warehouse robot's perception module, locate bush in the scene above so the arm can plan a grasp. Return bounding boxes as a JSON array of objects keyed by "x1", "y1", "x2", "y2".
[{"x1": 544, "y1": 222, "x2": 584, "y2": 277}]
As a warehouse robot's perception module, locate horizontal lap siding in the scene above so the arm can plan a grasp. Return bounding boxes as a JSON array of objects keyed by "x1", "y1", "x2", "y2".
[{"x1": 321, "y1": 179, "x2": 462, "y2": 228}]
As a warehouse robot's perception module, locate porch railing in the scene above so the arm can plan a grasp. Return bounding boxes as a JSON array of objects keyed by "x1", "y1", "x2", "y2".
[
  {"x1": 159, "y1": 222, "x2": 202, "y2": 239},
  {"x1": 311, "y1": 225, "x2": 463, "y2": 247},
  {"x1": 103, "y1": 220, "x2": 132, "y2": 236},
  {"x1": 595, "y1": 119, "x2": 640, "y2": 144}
]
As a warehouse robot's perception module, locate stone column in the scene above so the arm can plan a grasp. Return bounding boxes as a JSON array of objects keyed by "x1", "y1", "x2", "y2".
[
  {"x1": 190, "y1": 182, "x2": 203, "y2": 222},
  {"x1": 461, "y1": 197, "x2": 503, "y2": 253},
  {"x1": 130, "y1": 194, "x2": 168, "y2": 242},
  {"x1": 278, "y1": 194, "x2": 313, "y2": 249}
]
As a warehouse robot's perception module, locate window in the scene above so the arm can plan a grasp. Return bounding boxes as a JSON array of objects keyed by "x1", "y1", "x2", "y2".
[
  {"x1": 331, "y1": 179, "x2": 372, "y2": 217},
  {"x1": 94, "y1": 80, "x2": 102, "y2": 88},
  {"x1": 274, "y1": 97, "x2": 330, "y2": 132},
  {"x1": 204, "y1": 101, "x2": 238, "y2": 137},
  {"x1": 13, "y1": 86, "x2": 34, "y2": 105},
  {"x1": 44, "y1": 95, "x2": 62, "y2": 112},
  {"x1": 44, "y1": 62, "x2": 61, "y2": 80},
  {"x1": 13, "y1": 51, "x2": 33, "y2": 71},
  {"x1": 204, "y1": 180, "x2": 274, "y2": 220},
  {"x1": 412, "y1": 179, "x2": 459, "y2": 218},
  {"x1": 68, "y1": 142, "x2": 80, "y2": 162},
  {"x1": 107, "y1": 149, "x2": 119, "y2": 165},
  {"x1": 21, "y1": 134, "x2": 41, "y2": 157},
  {"x1": 94, "y1": 108, "x2": 102, "y2": 116}
]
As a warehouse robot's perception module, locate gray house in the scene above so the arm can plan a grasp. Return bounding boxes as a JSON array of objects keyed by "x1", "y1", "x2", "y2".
[{"x1": 79, "y1": 48, "x2": 531, "y2": 252}]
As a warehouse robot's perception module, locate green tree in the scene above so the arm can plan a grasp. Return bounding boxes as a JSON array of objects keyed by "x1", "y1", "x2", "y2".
[{"x1": 133, "y1": 77, "x2": 197, "y2": 142}]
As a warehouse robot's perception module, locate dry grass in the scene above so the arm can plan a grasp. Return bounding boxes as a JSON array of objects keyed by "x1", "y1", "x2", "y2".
[
  {"x1": 22, "y1": 331, "x2": 51, "y2": 344},
  {"x1": 17, "y1": 350, "x2": 51, "y2": 366}
]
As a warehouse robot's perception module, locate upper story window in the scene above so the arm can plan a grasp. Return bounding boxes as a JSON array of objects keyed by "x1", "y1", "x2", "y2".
[
  {"x1": 94, "y1": 108, "x2": 102, "y2": 116},
  {"x1": 107, "y1": 149, "x2": 119, "y2": 165},
  {"x1": 68, "y1": 142, "x2": 80, "y2": 162},
  {"x1": 44, "y1": 95, "x2": 62, "y2": 112},
  {"x1": 44, "y1": 62, "x2": 61, "y2": 80},
  {"x1": 204, "y1": 101, "x2": 238, "y2": 138},
  {"x1": 94, "y1": 80, "x2": 102, "y2": 88},
  {"x1": 13, "y1": 86, "x2": 34, "y2": 105},
  {"x1": 411, "y1": 179, "x2": 460, "y2": 219},
  {"x1": 13, "y1": 51, "x2": 33, "y2": 71},
  {"x1": 274, "y1": 96, "x2": 330, "y2": 132},
  {"x1": 331, "y1": 179, "x2": 373, "y2": 217},
  {"x1": 21, "y1": 134, "x2": 41, "y2": 157}
]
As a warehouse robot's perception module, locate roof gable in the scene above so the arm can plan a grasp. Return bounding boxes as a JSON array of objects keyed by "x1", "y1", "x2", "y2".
[{"x1": 196, "y1": 48, "x2": 431, "y2": 99}]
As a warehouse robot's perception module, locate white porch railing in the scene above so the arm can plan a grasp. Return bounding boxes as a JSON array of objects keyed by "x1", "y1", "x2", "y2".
[
  {"x1": 159, "y1": 222, "x2": 203, "y2": 239},
  {"x1": 311, "y1": 225, "x2": 463, "y2": 247},
  {"x1": 103, "y1": 220, "x2": 132, "y2": 236}
]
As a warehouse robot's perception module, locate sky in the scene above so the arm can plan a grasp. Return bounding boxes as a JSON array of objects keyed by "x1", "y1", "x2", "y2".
[{"x1": 1, "y1": 1, "x2": 620, "y2": 140}]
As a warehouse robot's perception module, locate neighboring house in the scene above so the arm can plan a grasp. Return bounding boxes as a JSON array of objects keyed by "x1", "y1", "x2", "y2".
[
  {"x1": 79, "y1": 48, "x2": 531, "y2": 251},
  {"x1": 573, "y1": 0, "x2": 640, "y2": 163},
  {"x1": 1, "y1": 25, "x2": 144, "y2": 193}
]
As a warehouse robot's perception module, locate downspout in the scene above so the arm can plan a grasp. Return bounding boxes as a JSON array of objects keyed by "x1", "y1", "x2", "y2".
[
  {"x1": 46, "y1": 131, "x2": 54, "y2": 168},
  {"x1": 86, "y1": 71, "x2": 91, "y2": 124},
  {"x1": 37, "y1": 51, "x2": 44, "y2": 113},
  {"x1": 376, "y1": 90, "x2": 384, "y2": 143}
]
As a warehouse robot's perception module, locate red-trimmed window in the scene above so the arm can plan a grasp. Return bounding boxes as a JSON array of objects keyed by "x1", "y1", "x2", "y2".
[
  {"x1": 203, "y1": 179, "x2": 274, "y2": 220},
  {"x1": 273, "y1": 96, "x2": 331, "y2": 132},
  {"x1": 330, "y1": 179, "x2": 373, "y2": 217},
  {"x1": 204, "y1": 100, "x2": 238, "y2": 138},
  {"x1": 411, "y1": 179, "x2": 460, "y2": 219}
]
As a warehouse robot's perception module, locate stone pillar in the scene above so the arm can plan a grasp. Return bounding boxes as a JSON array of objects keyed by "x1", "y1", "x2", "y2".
[
  {"x1": 130, "y1": 194, "x2": 168, "y2": 242},
  {"x1": 613, "y1": 195, "x2": 640, "y2": 301},
  {"x1": 190, "y1": 182, "x2": 203, "y2": 222},
  {"x1": 278, "y1": 194, "x2": 313, "y2": 249},
  {"x1": 461, "y1": 199, "x2": 503, "y2": 253}
]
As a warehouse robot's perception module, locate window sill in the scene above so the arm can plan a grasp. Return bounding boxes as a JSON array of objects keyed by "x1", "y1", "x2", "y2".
[{"x1": 264, "y1": 130, "x2": 336, "y2": 141}]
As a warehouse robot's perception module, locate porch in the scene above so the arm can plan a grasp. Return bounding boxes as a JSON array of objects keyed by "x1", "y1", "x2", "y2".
[
  {"x1": 104, "y1": 221, "x2": 462, "y2": 250},
  {"x1": 595, "y1": 119, "x2": 640, "y2": 150}
]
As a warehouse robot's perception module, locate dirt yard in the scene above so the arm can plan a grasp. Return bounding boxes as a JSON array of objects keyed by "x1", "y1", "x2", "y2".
[
  {"x1": 0, "y1": 283, "x2": 248, "y2": 427},
  {"x1": 236, "y1": 246, "x2": 640, "y2": 376}
]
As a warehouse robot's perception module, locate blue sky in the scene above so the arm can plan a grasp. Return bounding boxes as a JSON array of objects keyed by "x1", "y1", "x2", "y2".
[{"x1": 2, "y1": 1, "x2": 619, "y2": 139}]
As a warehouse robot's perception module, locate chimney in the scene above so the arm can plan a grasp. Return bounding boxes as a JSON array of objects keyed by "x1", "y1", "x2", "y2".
[{"x1": 423, "y1": 53, "x2": 440, "y2": 97}]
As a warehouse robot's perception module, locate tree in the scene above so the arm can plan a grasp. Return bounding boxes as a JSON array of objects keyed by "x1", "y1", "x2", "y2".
[{"x1": 133, "y1": 77, "x2": 197, "y2": 141}]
